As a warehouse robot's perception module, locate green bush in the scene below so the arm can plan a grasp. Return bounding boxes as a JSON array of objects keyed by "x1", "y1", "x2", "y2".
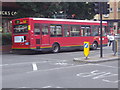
[{"x1": 2, "y1": 33, "x2": 12, "y2": 45}]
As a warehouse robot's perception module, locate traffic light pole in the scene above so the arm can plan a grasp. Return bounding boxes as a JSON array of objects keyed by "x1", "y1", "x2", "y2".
[{"x1": 100, "y1": 2, "x2": 103, "y2": 58}]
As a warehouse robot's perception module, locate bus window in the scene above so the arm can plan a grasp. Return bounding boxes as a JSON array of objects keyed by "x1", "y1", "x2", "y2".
[
  {"x1": 98, "y1": 26, "x2": 106, "y2": 36},
  {"x1": 81, "y1": 26, "x2": 91, "y2": 36},
  {"x1": 70, "y1": 25, "x2": 80, "y2": 37},
  {"x1": 50, "y1": 25, "x2": 56, "y2": 37},
  {"x1": 64, "y1": 25, "x2": 69, "y2": 37},
  {"x1": 102, "y1": 26, "x2": 107, "y2": 36},
  {"x1": 42, "y1": 25, "x2": 48, "y2": 35},
  {"x1": 91, "y1": 26, "x2": 99, "y2": 36},
  {"x1": 50, "y1": 25, "x2": 62, "y2": 37},
  {"x1": 34, "y1": 23, "x2": 40, "y2": 35},
  {"x1": 56, "y1": 26, "x2": 62, "y2": 37},
  {"x1": 14, "y1": 24, "x2": 28, "y2": 33}
]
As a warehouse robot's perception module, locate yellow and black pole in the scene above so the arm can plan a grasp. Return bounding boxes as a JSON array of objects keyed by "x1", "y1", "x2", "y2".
[{"x1": 84, "y1": 42, "x2": 90, "y2": 59}]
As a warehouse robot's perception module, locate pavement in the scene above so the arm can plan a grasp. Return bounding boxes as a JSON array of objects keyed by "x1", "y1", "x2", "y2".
[{"x1": 73, "y1": 53, "x2": 119, "y2": 63}]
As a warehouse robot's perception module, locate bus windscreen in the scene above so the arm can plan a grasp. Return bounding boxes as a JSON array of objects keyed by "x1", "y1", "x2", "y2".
[{"x1": 13, "y1": 24, "x2": 28, "y2": 33}]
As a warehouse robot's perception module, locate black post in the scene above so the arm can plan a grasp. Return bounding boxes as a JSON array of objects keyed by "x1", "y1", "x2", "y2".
[{"x1": 100, "y1": 2, "x2": 103, "y2": 58}]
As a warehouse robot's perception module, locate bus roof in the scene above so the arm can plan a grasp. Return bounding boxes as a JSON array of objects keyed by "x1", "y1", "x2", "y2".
[{"x1": 31, "y1": 18, "x2": 107, "y2": 24}]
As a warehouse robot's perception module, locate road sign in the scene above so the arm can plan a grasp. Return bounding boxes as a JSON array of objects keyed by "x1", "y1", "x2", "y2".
[{"x1": 84, "y1": 42, "x2": 90, "y2": 59}]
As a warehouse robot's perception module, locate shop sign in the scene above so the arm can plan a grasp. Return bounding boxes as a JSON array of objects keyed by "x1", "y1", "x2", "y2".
[{"x1": 0, "y1": 11, "x2": 17, "y2": 16}]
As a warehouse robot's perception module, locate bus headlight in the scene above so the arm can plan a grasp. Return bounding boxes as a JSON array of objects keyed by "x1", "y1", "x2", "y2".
[{"x1": 25, "y1": 42, "x2": 29, "y2": 45}]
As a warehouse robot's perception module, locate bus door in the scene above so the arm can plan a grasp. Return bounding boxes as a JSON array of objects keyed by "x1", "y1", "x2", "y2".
[
  {"x1": 33, "y1": 23, "x2": 41, "y2": 49},
  {"x1": 41, "y1": 24, "x2": 50, "y2": 45}
]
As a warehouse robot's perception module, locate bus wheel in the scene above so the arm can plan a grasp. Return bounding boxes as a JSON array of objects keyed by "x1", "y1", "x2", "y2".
[
  {"x1": 92, "y1": 42, "x2": 98, "y2": 50},
  {"x1": 52, "y1": 44, "x2": 60, "y2": 53}
]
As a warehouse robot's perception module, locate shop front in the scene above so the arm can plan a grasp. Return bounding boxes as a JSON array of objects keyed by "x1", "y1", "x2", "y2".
[{"x1": 1, "y1": 2, "x2": 20, "y2": 33}]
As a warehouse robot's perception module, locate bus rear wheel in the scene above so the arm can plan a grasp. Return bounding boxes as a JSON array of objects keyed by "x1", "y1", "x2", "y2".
[
  {"x1": 52, "y1": 44, "x2": 60, "y2": 53},
  {"x1": 92, "y1": 42, "x2": 98, "y2": 50}
]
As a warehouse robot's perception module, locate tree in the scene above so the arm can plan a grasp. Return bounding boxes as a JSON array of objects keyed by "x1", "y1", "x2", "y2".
[{"x1": 15, "y1": 2, "x2": 95, "y2": 20}]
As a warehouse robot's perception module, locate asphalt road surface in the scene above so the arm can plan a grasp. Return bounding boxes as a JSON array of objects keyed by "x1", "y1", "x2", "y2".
[{"x1": 1, "y1": 46, "x2": 120, "y2": 88}]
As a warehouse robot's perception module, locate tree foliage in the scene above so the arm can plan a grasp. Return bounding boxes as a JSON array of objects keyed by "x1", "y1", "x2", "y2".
[{"x1": 15, "y1": 2, "x2": 95, "y2": 20}]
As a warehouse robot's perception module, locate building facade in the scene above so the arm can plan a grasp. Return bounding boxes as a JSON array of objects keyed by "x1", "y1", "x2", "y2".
[
  {"x1": 0, "y1": 2, "x2": 20, "y2": 33},
  {"x1": 94, "y1": 0, "x2": 120, "y2": 34}
]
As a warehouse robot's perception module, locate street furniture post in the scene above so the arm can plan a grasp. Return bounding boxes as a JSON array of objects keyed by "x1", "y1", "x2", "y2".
[
  {"x1": 112, "y1": 40, "x2": 118, "y2": 56},
  {"x1": 84, "y1": 42, "x2": 90, "y2": 59},
  {"x1": 100, "y1": 2, "x2": 103, "y2": 58}
]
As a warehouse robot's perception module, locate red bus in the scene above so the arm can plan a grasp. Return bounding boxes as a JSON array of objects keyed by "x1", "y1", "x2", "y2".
[{"x1": 12, "y1": 18, "x2": 108, "y2": 53}]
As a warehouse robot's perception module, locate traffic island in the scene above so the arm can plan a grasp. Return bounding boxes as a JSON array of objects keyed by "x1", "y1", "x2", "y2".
[{"x1": 73, "y1": 54, "x2": 119, "y2": 63}]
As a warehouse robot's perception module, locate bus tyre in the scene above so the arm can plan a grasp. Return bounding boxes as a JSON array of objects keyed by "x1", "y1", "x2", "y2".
[
  {"x1": 92, "y1": 42, "x2": 98, "y2": 50},
  {"x1": 52, "y1": 44, "x2": 60, "y2": 53}
]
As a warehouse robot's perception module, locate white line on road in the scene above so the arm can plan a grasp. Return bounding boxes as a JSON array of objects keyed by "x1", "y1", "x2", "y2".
[
  {"x1": 1, "y1": 59, "x2": 67, "y2": 67},
  {"x1": 27, "y1": 63, "x2": 119, "y2": 74},
  {"x1": 32, "y1": 63, "x2": 38, "y2": 71},
  {"x1": 26, "y1": 63, "x2": 94, "y2": 73},
  {"x1": 42, "y1": 86, "x2": 52, "y2": 88},
  {"x1": 94, "y1": 64, "x2": 119, "y2": 69},
  {"x1": 102, "y1": 79, "x2": 120, "y2": 83},
  {"x1": 0, "y1": 61, "x2": 48, "y2": 67}
]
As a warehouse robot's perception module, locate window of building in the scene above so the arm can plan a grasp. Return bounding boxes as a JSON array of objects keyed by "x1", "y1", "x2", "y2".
[
  {"x1": 70, "y1": 25, "x2": 80, "y2": 37},
  {"x1": 110, "y1": 8, "x2": 113, "y2": 12},
  {"x1": 50, "y1": 25, "x2": 62, "y2": 37},
  {"x1": 117, "y1": 8, "x2": 120, "y2": 12},
  {"x1": 34, "y1": 23, "x2": 40, "y2": 35}
]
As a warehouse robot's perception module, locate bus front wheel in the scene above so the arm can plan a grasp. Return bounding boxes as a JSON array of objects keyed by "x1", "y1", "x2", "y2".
[
  {"x1": 92, "y1": 42, "x2": 98, "y2": 50},
  {"x1": 52, "y1": 44, "x2": 60, "y2": 53}
]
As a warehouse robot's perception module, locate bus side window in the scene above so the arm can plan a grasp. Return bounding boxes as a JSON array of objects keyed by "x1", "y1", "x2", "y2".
[
  {"x1": 70, "y1": 25, "x2": 80, "y2": 37},
  {"x1": 50, "y1": 25, "x2": 56, "y2": 37},
  {"x1": 42, "y1": 25, "x2": 48, "y2": 35},
  {"x1": 91, "y1": 25, "x2": 99, "y2": 36},
  {"x1": 81, "y1": 26, "x2": 91, "y2": 36},
  {"x1": 34, "y1": 23, "x2": 40, "y2": 35},
  {"x1": 50, "y1": 25, "x2": 62, "y2": 37},
  {"x1": 56, "y1": 25, "x2": 62, "y2": 37},
  {"x1": 64, "y1": 25, "x2": 69, "y2": 37}
]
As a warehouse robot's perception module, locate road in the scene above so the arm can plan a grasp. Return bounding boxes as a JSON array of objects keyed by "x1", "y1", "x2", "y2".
[{"x1": 2, "y1": 46, "x2": 120, "y2": 88}]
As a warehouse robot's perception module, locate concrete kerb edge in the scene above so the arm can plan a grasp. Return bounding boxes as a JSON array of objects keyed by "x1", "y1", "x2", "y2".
[{"x1": 73, "y1": 57, "x2": 120, "y2": 63}]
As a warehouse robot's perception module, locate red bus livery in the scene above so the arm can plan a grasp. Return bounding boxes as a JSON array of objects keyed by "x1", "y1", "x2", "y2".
[{"x1": 12, "y1": 18, "x2": 108, "y2": 53}]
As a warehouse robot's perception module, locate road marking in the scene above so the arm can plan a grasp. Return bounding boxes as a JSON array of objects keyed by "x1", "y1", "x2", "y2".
[
  {"x1": 26, "y1": 64, "x2": 94, "y2": 73},
  {"x1": 0, "y1": 61, "x2": 49, "y2": 67},
  {"x1": 27, "y1": 63, "x2": 119, "y2": 74},
  {"x1": 94, "y1": 64, "x2": 119, "y2": 69},
  {"x1": 1, "y1": 59, "x2": 67, "y2": 67},
  {"x1": 102, "y1": 79, "x2": 120, "y2": 83},
  {"x1": 32, "y1": 63, "x2": 38, "y2": 71},
  {"x1": 42, "y1": 86, "x2": 52, "y2": 88},
  {"x1": 76, "y1": 70, "x2": 119, "y2": 83}
]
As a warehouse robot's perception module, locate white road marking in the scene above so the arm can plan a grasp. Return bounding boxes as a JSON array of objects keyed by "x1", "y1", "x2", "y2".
[
  {"x1": 93, "y1": 72, "x2": 117, "y2": 79},
  {"x1": 102, "y1": 79, "x2": 120, "y2": 83},
  {"x1": 94, "y1": 64, "x2": 119, "y2": 69},
  {"x1": 1, "y1": 61, "x2": 49, "y2": 67},
  {"x1": 32, "y1": 63, "x2": 38, "y2": 71},
  {"x1": 42, "y1": 86, "x2": 52, "y2": 88},
  {"x1": 76, "y1": 70, "x2": 119, "y2": 84},
  {"x1": 1, "y1": 59, "x2": 68, "y2": 67},
  {"x1": 27, "y1": 63, "x2": 119, "y2": 74},
  {"x1": 27, "y1": 63, "x2": 92, "y2": 73}
]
